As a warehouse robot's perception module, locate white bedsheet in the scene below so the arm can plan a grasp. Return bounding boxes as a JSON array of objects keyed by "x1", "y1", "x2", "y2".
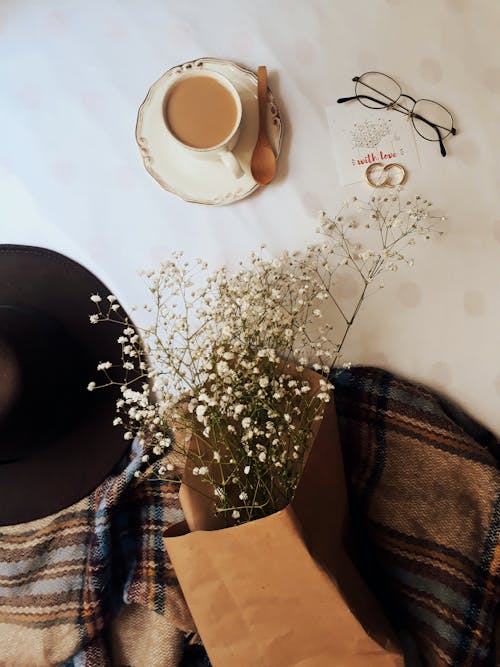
[{"x1": 1, "y1": 0, "x2": 499, "y2": 432}]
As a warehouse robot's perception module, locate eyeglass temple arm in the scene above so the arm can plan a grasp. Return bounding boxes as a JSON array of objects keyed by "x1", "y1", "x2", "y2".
[
  {"x1": 337, "y1": 95, "x2": 357, "y2": 103},
  {"x1": 337, "y1": 94, "x2": 391, "y2": 105},
  {"x1": 411, "y1": 111, "x2": 447, "y2": 157}
]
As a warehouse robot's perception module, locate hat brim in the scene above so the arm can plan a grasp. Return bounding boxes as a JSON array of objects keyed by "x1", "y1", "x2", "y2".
[{"x1": 0, "y1": 245, "x2": 132, "y2": 525}]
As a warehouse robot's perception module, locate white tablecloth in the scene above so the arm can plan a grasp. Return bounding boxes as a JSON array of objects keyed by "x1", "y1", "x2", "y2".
[{"x1": 2, "y1": 0, "x2": 500, "y2": 432}]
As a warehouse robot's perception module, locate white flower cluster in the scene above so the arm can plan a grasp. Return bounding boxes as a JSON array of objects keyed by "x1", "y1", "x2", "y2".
[
  {"x1": 315, "y1": 189, "x2": 445, "y2": 365},
  {"x1": 144, "y1": 251, "x2": 336, "y2": 523},
  {"x1": 88, "y1": 250, "x2": 336, "y2": 523},
  {"x1": 87, "y1": 189, "x2": 445, "y2": 525}
]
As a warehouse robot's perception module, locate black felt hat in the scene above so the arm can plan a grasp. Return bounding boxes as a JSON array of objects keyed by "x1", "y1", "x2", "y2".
[{"x1": 0, "y1": 245, "x2": 131, "y2": 525}]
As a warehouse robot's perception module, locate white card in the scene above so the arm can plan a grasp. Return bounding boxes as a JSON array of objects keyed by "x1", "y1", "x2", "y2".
[{"x1": 326, "y1": 104, "x2": 421, "y2": 185}]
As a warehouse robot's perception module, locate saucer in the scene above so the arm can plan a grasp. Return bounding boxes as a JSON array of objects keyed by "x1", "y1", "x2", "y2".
[{"x1": 135, "y1": 58, "x2": 284, "y2": 206}]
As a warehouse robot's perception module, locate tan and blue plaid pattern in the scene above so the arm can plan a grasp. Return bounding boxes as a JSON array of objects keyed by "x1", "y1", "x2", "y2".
[
  {"x1": 0, "y1": 441, "x2": 206, "y2": 666},
  {"x1": 333, "y1": 366, "x2": 500, "y2": 667}
]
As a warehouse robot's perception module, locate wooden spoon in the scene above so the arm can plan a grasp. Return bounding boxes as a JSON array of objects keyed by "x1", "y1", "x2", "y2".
[{"x1": 251, "y1": 66, "x2": 276, "y2": 186}]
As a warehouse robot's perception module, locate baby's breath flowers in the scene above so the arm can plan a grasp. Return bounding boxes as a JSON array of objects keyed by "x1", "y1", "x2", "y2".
[
  {"x1": 315, "y1": 188, "x2": 445, "y2": 365},
  {"x1": 89, "y1": 187, "x2": 445, "y2": 526}
]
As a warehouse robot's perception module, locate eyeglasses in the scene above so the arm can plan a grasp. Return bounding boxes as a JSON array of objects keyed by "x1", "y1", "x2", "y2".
[{"x1": 337, "y1": 71, "x2": 457, "y2": 157}]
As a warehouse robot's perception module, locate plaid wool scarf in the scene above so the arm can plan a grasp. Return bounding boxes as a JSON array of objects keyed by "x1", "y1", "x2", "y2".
[
  {"x1": 332, "y1": 366, "x2": 500, "y2": 667},
  {"x1": 0, "y1": 440, "x2": 209, "y2": 667}
]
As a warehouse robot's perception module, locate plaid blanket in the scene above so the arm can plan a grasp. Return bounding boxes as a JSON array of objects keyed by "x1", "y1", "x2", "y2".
[
  {"x1": 332, "y1": 366, "x2": 500, "y2": 667},
  {"x1": 3, "y1": 365, "x2": 497, "y2": 666},
  {"x1": 0, "y1": 439, "x2": 210, "y2": 667}
]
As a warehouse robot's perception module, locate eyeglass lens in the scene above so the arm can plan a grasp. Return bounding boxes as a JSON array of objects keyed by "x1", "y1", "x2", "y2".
[
  {"x1": 355, "y1": 72, "x2": 402, "y2": 109},
  {"x1": 412, "y1": 99, "x2": 453, "y2": 140}
]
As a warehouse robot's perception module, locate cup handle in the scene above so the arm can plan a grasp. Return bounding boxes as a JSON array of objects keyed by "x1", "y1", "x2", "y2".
[{"x1": 218, "y1": 148, "x2": 244, "y2": 179}]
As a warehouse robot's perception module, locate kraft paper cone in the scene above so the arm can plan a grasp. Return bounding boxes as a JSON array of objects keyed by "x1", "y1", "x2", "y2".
[{"x1": 165, "y1": 395, "x2": 403, "y2": 667}]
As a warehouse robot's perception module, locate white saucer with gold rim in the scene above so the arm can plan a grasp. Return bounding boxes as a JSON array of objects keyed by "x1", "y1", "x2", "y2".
[{"x1": 135, "y1": 57, "x2": 283, "y2": 206}]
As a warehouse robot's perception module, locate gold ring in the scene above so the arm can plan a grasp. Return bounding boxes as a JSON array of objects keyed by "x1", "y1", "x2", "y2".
[
  {"x1": 365, "y1": 162, "x2": 407, "y2": 188},
  {"x1": 365, "y1": 162, "x2": 386, "y2": 188},
  {"x1": 383, "y1": 163, "x2": 407, "y2": 187}
]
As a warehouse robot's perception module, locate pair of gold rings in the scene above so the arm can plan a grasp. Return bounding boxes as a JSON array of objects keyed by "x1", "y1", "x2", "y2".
[{"x1": 365, "y1": 162, "x2": 407, "y2": 188}]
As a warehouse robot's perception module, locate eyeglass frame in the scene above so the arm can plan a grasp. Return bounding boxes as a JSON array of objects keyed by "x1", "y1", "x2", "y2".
[{"x1": 337, "y1": 72, "x2": 457, "y2": 157}]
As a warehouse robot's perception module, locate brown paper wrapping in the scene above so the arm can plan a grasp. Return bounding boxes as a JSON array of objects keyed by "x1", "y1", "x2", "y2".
[{"x1": 165, "y1": 388, "x2": 404, "y2": 667}]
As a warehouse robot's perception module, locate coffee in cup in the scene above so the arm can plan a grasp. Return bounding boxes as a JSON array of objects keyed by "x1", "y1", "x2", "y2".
[
  {"x1": 165, "y1": 76, "x2": 238, "y2": 149},
  {"x1": 162, "y1": 70, "x2": 244, "y2": 179}
]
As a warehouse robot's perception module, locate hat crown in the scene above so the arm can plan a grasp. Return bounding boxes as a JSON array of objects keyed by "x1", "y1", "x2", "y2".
[
  {"x1": 0, "y1": 245, "x2": 133, "y2": 524},
  {"x1": 0, "y1": 305, "x2": 75, "y2": 464},
  {"x1": 0, "y1": 337, "x2": 21, "y2": 424}
]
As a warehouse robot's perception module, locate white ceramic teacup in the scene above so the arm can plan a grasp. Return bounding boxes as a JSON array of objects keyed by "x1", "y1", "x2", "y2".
[{"x1": 162, "y1": 70, "x2": 244, "y2": 179}]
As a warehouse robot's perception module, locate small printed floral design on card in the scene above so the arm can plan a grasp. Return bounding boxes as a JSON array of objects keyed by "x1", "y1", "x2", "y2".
[{"x1": 326, "y1": 104, "x2": 420, "y2": 185}]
